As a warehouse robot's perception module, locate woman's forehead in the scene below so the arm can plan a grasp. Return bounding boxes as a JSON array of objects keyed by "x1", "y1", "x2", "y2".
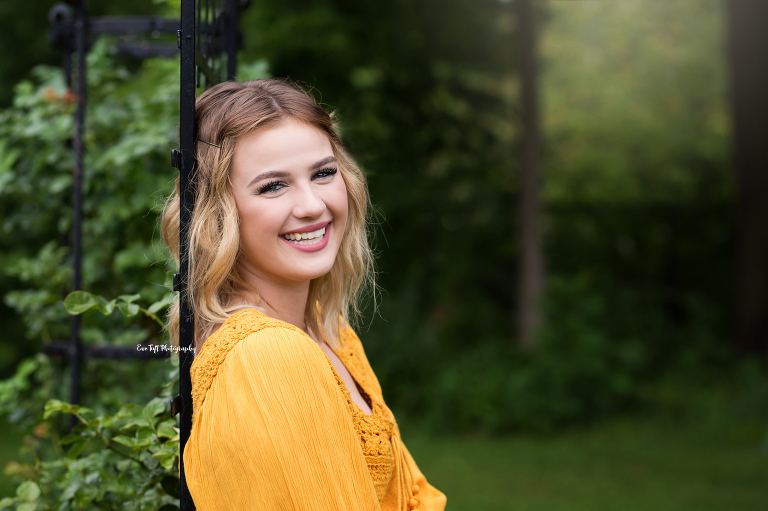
[{"x1": 232, "y1": 120, "x2": 333, "y2": 176}]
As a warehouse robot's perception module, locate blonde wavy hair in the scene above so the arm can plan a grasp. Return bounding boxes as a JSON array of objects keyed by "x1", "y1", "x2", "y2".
[{"x1": 161, "y1": 79, "x2": 375, "y2": 352}]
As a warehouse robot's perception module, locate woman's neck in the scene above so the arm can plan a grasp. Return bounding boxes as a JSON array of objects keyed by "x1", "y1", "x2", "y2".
[{"x1": 234, "y1": 266, "x2": 312, "y2": 337}]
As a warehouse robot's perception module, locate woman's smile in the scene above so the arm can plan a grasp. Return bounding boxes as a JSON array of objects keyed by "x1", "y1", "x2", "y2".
[{"x1": 280, "y1": 221, "x2": 332, "y2": 252}]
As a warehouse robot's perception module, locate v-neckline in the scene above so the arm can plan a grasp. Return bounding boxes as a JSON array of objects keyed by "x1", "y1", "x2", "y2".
[{"x1": 244, "y1": 308, "x2": 377, "y2": 417}]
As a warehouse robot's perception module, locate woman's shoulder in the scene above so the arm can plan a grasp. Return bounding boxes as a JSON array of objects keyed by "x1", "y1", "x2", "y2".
[
  {"x1": 336, "y1": 320, "x2": 385, "y2": 400},
  {"x1": 190, "y1": 309, "x2": 327, "y2": 418}
]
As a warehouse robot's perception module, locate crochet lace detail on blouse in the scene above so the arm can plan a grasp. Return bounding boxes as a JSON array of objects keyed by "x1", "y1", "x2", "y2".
[{"x1": 189, "y1": 309, "x2": 397, "y2": 502}]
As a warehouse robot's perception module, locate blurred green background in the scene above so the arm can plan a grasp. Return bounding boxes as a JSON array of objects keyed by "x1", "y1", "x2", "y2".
[{"x1": 0, "y1": 0, "x2": 766, "y2": 509}]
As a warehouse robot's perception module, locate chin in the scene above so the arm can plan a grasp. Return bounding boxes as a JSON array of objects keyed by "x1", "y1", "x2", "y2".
[{"x1": 286, "y1": 262, "x2": 335, "y2": 282}]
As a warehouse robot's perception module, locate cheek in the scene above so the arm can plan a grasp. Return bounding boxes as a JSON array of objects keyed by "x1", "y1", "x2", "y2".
[
  {"x1": 329, "y1": 180, "x2": 349, "y2": 223},
  {"x1": 236, "y1": 201, "x2": 282, "y2": 246}
]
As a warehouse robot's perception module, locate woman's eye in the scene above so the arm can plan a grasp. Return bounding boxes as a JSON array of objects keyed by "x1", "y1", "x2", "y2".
[
  {"x1": 257, "y1": 180, "x2": 285, "y2": 194},
  {"x1": 313, "y1": 167, "x2": 338, "y2": 180}
]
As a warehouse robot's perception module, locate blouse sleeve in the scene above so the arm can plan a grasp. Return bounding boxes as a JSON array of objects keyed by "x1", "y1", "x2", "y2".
[
  {"x1": 339, "y1": 323, "x2": 447, "y2": 510},
  {"x1": 183, "y1": 325, "x2": 382, "y2": 511},
  {"x1": 400, "y1": 438, "x2": 447, "y2": 511}
]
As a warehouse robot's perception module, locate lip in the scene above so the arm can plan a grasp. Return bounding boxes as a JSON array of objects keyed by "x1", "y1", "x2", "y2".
[
  {"x1": 280, "y1": 221, "x2": 331, "y2": 236},
  {"x1": 280, "y1": 222, "x2": 331, "y2": 253}
]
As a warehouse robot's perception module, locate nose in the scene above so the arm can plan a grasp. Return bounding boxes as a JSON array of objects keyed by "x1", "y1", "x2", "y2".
[{"x1": 293, "y1": 182, "x2": 326, "y2": 219}]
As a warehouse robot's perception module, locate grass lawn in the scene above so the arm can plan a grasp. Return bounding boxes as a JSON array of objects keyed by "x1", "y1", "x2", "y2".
[
  {"x1": 401, "y1": 414, "x2": 768, "y2": 511},
  {"x1": 1, "y1": 413, "x2": 766, "y2": 508}
]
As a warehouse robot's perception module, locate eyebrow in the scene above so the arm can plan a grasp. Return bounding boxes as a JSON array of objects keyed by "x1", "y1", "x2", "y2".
[{"x1": 246, "y1": 156, "x2": 337, "y2": 188}]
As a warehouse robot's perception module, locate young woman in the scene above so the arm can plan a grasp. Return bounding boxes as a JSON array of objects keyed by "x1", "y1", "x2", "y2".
[{"x1": 161, "y1": 79, "x2": 447, "y2": 510}]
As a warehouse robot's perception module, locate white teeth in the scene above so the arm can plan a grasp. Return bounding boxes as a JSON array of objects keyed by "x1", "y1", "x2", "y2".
[{"x1": 282, "y1": 226, "x2": 327, "y2": 244}]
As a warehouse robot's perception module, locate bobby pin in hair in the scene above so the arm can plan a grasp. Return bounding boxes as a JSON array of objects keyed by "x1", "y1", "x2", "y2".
[{"x1": 196, "y1": 138, "x2": 221, "y2": 149}]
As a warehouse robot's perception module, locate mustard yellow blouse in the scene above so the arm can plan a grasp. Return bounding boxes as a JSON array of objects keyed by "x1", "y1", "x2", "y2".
[{"x1": 183, "y1": 309, "x2": 447, "y2": 510}]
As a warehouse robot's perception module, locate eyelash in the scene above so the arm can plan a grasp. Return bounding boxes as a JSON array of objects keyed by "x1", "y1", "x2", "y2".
[{"x1": 256, "y1": 167, "x2": 338, "y2": 195}]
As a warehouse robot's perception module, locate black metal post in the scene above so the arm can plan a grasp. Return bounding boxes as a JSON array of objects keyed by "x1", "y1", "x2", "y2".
[
  {"x1": 69, "y1": 0, "x2": 88, "y2": 431},
  {"x1": 178, "y1": 1, "x2": 197, "y2": 509},
  {"x1": 226, "y1": 0, "x2": 238, "y2": 80}
]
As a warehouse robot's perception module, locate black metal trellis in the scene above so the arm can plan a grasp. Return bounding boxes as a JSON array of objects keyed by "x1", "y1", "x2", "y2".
[
  {"x1": 45, "y1": 1, "x2": 176, "y2": 431},
  {"x1": 45, "y1": 1, "x2": 245, "y2": 508},
  {"x1": 172, "y1": 2, "x2": 245, "y2": 509}
]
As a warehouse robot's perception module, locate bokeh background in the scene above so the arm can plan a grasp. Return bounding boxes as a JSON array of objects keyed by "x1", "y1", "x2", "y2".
[{"x1": 0, "y1": 0, "x2": 766, "y2": 509}]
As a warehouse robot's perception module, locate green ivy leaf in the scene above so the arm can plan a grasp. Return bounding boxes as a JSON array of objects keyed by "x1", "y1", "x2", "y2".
[{"x1": 118, "y1": 294, "x2": 141, "y2": 304}]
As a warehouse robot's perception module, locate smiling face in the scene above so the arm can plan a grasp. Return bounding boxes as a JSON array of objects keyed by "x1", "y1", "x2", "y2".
[{"x1": 229, "y1": 119, "x2": 349, "y2": 289}]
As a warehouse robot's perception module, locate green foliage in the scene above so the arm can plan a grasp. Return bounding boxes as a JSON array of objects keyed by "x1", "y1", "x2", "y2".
[
  {"x1": 1, "y1": 352, "x2": 181, "y2": 510},
  {"x1": 63, "y1": 290, "x2": 176, "y2": 328},
  {"x1": 0, "y1": 284, "x2": 181, "y2": 509},
  {"x1": 0, "y1": 39, "x2": 181, "y2": 351},
  {"x1": 0, "y1": 21, "x2": 270, "y2": 506}
]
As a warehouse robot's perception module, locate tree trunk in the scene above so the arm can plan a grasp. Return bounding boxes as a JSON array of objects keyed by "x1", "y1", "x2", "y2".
[
  {"x1": 727, "y1": 0, "x2": 768, "y2": 354},
  {"x1": 517, "y1": 0, "x2": 545, "y2": 350}
]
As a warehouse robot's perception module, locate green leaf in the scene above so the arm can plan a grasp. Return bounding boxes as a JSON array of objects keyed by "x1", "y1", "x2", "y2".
[
  {"x1": 116, "y1": 403, "x2": 142, "y2": 419},
  {"x1": 16, "y1": 503, "x2": 36, "y2": 511},
  {"x1": 0, "y1": 497, "x2": 16, "y2": 510},
  {"x1": 66, "y1": 439, "x2": 88, "y2": 460},
  {"x1": 118, "y1": 294, "x2": 141, "y2": 304},
  {"x1": 157, "y1": 424, "x2": 177, "y2": 439},
  {"x1": 150, "y1": 448, "x2": 176, "y2": 459},
  {"x1": 70, "y1": 405, "x2": 93, "y2": 417},
  {"x1": 160, "y1": 455, "x2": 177, "y2": 470},
  {"x1": 117, "y1": 301, "x2": 140, "y2": 317},
  {"x1": 59, "y1": 434, "x2": 81, "y2": 446},
  {"x1": 116, "y1": 459, "x2": 133, "y2": 472},
  {"x1": 120, "y1": 417, "x2": 150, "y2": 431},
  {"x1": 136, "y1": 426, "x2": 155, "y2": 441},
  {"x1": 63, "y1": 291, "x2": 99, "y2": 315},
  {"x1": 60, "y1": 480, "x2": 81, "y2": 501},
  {"x1": 45, "y1": 400, "x2": 94, "y2": 419},
  {"x1": 142, "y1": 398, "x2": 166, "y2": 421},
  {"x1": 99, "y1": 415, "x2": 115, "y2": 428},
  {"x1": 97, "y1": 296, "x2": 116, "y2": 314},
  {"x1": 43, "y1": 399, "x2": 70, "y2": 419},
  {"x1": 112, "y1": 435, "x2": 137, "y2": 448},
  {"x1": 148, "y1": 292, "x2": 177, "y2": 314},
  {"x1": 16, "y1": 481, "x2": 40, "y2": 501}
]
